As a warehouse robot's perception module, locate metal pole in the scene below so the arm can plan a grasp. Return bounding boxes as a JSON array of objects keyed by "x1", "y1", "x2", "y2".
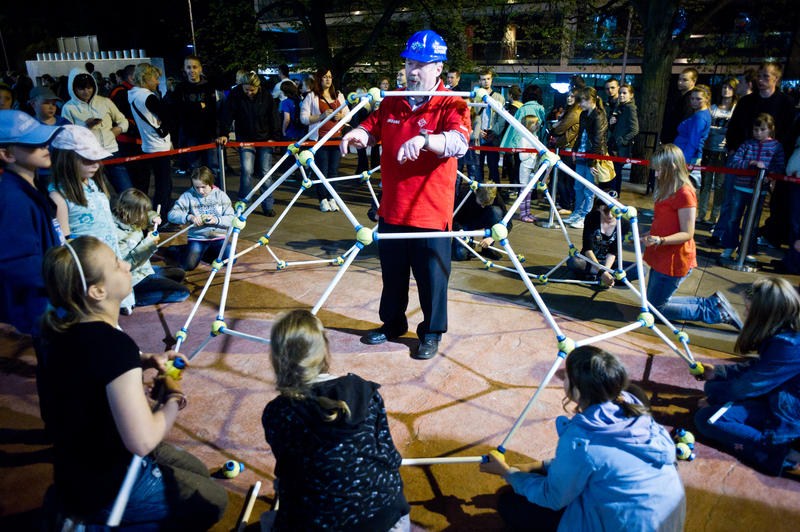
[
  {"x1": 217, "y1": 144, "x2": 226, "y2": 193},
  {"x1": 620, "y1": 5, "x2": 633, "y2": 84},
  {"x1": 187, "y1": 0, "x2": 197, "y2": 54}
]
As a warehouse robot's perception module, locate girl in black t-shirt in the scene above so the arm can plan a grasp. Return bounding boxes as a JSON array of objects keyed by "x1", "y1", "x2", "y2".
[{"x1": 36, "y1": 236, "x2": 226, "y2": 528}]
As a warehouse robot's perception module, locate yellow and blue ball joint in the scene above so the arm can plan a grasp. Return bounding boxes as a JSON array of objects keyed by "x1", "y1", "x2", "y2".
[
  {"x1": 211, "y1": 317, "x2": 227, "y2": 337},
  {"x1": 231, "y1": 215, "x2": 246, "y2": 233},
  {"x1": 568, "y1": 244, "x2": 578, "y2": 257},
  {"x1": 355, "y1": 225, "x2": 374, "y2": 247},
  {"x1": 222, "y1": 460, "x2": 245, "y2": 478},
  {"x1": 175, "y1": 327, "x2": 188, "y2": 343},
  {"x1": 360, "y1": 170, "x2": 373, "y2": 183},
  {"x1": 276, "y1": 260, "x2": 287, "y2": 271},
  {"x1": 258, "y1": 234, "x2": 271, "y2": 246},
  {"x1": 210, "y1": 259, "x2": 224, "y2": 272},
  {"x1": 557, "y1": 335, "x2": 575, "y2": 357},
  {"x1": 535, "y1": 274, "x2": 549, "y2": 285},
  {"x1": 637, "y1": 311, "x2": 655, "y2": 328},
  {"x1": 332, "y1": 256, "x2": 345, "y2": 266},
  {"x1": 287, "y1": 143, "x2": 301, "y2": 156},
  {"x1": 622, "y1": 206, "x2": 637, "y2": 221},
  {"x1": 613, "y1": 269, "x2": 627, "y2": 282},
  {"x1": 535, "y1": 180, "x2": 548, "y2": 193},
  {"x1": 609, "y1": 204, "x2": 624, "y2": 219},
  {"x1": 468, "y1": 179, "x2": 480, "y2": 192},
  {"x1": 234, "y1": 200, "x2": 248, "y2": 215},
  {"x1": 297, "y1": 149, "x2": 315, "y2": 168}
]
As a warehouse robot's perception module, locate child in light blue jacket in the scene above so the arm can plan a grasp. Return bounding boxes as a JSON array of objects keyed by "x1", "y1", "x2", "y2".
[{"x1": 481, "y1": 346, "x2": 686, "y2": 531}]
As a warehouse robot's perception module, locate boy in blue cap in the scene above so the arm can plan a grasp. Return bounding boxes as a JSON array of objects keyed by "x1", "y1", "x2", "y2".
[{"x1": 0, "y1": 110, "x2": 63, "y2": 334}]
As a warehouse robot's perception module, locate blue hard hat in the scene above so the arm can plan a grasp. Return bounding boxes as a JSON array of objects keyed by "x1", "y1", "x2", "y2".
[{"x1": 400, "y1": 30, "x2": 448, "y2": 63}]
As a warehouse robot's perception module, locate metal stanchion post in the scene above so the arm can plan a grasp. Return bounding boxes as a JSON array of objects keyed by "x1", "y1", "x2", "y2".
[
  {"x1": 537, "y1": 148, "x2": 562, "y2": 229},
  {"x1": 218, "y1": 144, "x2": 227, "y2": 194},
  {"x1": 725, "y1": 167, "x2": 765, "y2": 273}
]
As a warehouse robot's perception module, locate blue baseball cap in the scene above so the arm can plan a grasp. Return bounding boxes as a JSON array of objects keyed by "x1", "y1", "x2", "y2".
[{"x1": 0, "y1": 110, "x2": 61, "y2": 146}]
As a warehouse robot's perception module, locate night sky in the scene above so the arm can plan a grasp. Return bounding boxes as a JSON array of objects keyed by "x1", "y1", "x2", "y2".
[{"x1": 1, "y1": 1, "x2": 204, "y2": 72}]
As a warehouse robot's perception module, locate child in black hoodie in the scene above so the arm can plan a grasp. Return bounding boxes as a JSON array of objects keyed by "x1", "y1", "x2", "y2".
[{"x1": 262, "y1": 310, "x2": 410, "y2": 531}]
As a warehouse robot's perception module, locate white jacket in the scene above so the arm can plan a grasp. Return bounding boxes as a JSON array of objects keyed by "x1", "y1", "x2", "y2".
[
  {"x1": 300, "y1": 91, "x2": 347, "y2": 141},
  {"x1": 61, "y1": 68, "x2": 128, "y2": 154},
  {"x1": 128, "y1": 86, "x2": 172, "y2": 153}
]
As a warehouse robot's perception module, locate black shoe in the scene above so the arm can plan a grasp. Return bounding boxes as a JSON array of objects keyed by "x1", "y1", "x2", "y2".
[
  {"x1": 362, "y1": 327, "x2": 406, "y2": 345},
  {"x1": 158, "y1": 222, "x2": 181, "y2": 233},
  {"x1": 705, "y1": 235, "x2": 721, "y2": 247},
  {"x1": 263, "y1": 209, "x2": 276, "y2": 217},
  {"x1": 412, "y1": 336, "x2": 439, "y2": 360},
  {"x1": 367, "y1": 207, "x2": 378, "y2": 223}
]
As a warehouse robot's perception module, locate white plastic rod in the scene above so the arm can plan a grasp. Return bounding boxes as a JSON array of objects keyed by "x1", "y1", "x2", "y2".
[
  {"x1": 401, "y1": 456, "x2": 485, "y2": 466},
  {"x1": 107, "y1": 455, "x2": 144, "y2": 526}
]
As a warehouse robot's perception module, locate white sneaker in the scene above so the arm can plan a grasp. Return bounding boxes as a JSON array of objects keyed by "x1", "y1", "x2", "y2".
[
  {"x1": 568, "y1": 219, "x2": 584, "y2": 229},
  {"x1": 328, "y1": 199, "x2": 339, "y2": 211},
  {"x1": 320, "y1": 199, "x2": 331, "y2": 212}
]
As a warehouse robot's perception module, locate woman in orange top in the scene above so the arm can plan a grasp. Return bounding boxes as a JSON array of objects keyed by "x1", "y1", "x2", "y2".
[{"x1": 642, "y1": 144, "x2": 742, "y2": 329}]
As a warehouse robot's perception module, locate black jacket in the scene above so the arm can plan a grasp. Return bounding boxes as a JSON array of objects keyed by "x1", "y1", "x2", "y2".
[{"x1": 219, "y1": 85, "x2": 276, "y2": 142}]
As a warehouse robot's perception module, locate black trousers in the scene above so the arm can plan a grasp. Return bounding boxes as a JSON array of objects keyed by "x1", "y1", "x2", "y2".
[{"x1": 377, "y1": 220, "x2": 451, "y2": 339}]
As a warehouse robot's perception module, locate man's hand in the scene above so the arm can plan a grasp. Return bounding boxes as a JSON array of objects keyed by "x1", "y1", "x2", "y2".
[
  {"x1": 216, "y1": 136, "x2": 228, "y2": 146},
  {"x1": 397, "y1": 135, "x2": 426, "y2": 164},
  {"x1": 340, "y1": 127, "x2": 370, "y2": 155}
]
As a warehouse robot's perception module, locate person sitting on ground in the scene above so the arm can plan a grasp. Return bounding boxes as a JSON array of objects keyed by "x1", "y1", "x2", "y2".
[
  {"x1": 167, "y1": 166, "x2": 234, "y2": 271},
  {"x1": 36, "y1": 236, "x2": 227, "y2": 529},
  {"x1": 694, "y1": 277, "x2": 800, "y2": 478},
  {"x1": 452, "y1": 180, "x2": 511, "y2": 261},
  {"x1": 567, "y1": 191, "x2": 634, "y2": 288},
  {"x1": 114, "y1": 188, "x2": 189, "y2": 307},
  {"x1": 642, "y1": 144, "x2": 742, "y2": 330},
  {"x1": 261, "y1": 309, "x2": 410, "y2": 531},
  {"x1": 480, "y1": 345, "x2": 686, "y2": 531}
]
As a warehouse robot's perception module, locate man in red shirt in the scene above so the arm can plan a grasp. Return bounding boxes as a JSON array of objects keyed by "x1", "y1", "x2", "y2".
[{"x1": 341, "y1": 30, "x2": 471, "y2": 359}]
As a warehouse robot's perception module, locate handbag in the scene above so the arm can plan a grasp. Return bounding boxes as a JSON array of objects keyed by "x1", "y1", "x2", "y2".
[{"x1": 595, "y1": 158, "x2": 616, "y2": 183}]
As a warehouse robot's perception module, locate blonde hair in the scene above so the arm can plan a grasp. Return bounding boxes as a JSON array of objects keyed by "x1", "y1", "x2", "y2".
[
  {"x1": 651, "y1": 144, "x2": 694, "y2": 202},
  {"x1": 51, "y1": 148, "x2": 111, "y2": 207},
  {"x1": 269, "y1": 310, "x2": 350, "y2": 421},
  {"x1": 522, "y1": 114, "x2": 540, "y2": 133},
  {"x1": 236, "y1": 70, "x2": 261, "y2": 88},
  {"x1": 691, "y1": 85, "x2": 711, "y2": 108},
  {"x1": 133, "y1": 63, "x2": 162, "y2": 87},
  {"x1": 736, "y1": 277, "x2": 800, "y2": 354},
  {"x1": 114, "y1": 188, "x2": 152, "y2": 228},
  {"x1": 41, "y1": 236, "x2": 107, "y2": 335}
]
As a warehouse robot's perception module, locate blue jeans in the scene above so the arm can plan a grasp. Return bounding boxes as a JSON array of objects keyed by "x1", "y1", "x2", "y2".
[
  {"x1": 133, "y1": 267, "x2": 190, "y2": 306},
  {"x1": 238, "y1": 146, "x2": 274, "y2": 212},
  {"x1": 313, "y1": 146, "x2": 340, "y2": 200},
  {"x1": 572, "y1": 160, "x2": 595, "y2": 218},
  {"x1": 479, "y1": 147, "x2": 500, "y2": 183},
  {"x1": 646, "y1": 268, "x2": 722, "y2": 323},
  {"x1": 84, "y1": 456, "x2": 168, "y2": 530},
  {"x1": 718, "y1": 189, "x2": 766, "y2": 251},
  {"x1": 695, "y1": 400, "x2": 790, "y2": 476},
  {"x1": 178, "y1": 134, "x2": 220, "y2": 177},
  {"x1": 105, "y1": 152, "x2": 133, "y2": 194},
  {"x1": 181, "y1": 240, "x2": 233, "y2": 271}
]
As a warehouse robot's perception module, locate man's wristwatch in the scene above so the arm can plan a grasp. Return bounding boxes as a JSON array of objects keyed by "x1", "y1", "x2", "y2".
[{"x1": 420, "y1": 131, "x2": 430, "y2": 149}]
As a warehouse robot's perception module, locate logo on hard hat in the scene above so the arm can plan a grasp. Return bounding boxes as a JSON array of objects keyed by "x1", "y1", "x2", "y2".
[
  {"x1": 411, "y1": 41, "x2": 425, "y2": 52},
  {"x1": 433, "y1": 43, "x2": 447, "y2": 55}
]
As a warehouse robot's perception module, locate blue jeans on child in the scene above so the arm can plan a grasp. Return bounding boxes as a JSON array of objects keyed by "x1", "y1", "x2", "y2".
[
  {"x1": 695, "y1": 399, "x2": 790, "y2": 476},
  {"x1": 717, "y1": 189, "x2": 767, "y2": 251},
  {"x1": 133, "y1": 266, "x2": 190, "y2": 307},
  {"x1": 572, "y1": 160, "x2": 595, "y2": 219},
  {"x1": 238, "y1": 146, "x2": 274, "y2": 213},
  {"x1": 181, "y1": 240, "x2": 233, "y2": 271},
  {"x1": 646, "y1": 268, "x2": 722, "y2": 323}
]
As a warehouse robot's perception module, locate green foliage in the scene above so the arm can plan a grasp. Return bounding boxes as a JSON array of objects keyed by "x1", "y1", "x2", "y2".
[{"x1": 197, "y1": 0, "x2": 279, "y2": 74}]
